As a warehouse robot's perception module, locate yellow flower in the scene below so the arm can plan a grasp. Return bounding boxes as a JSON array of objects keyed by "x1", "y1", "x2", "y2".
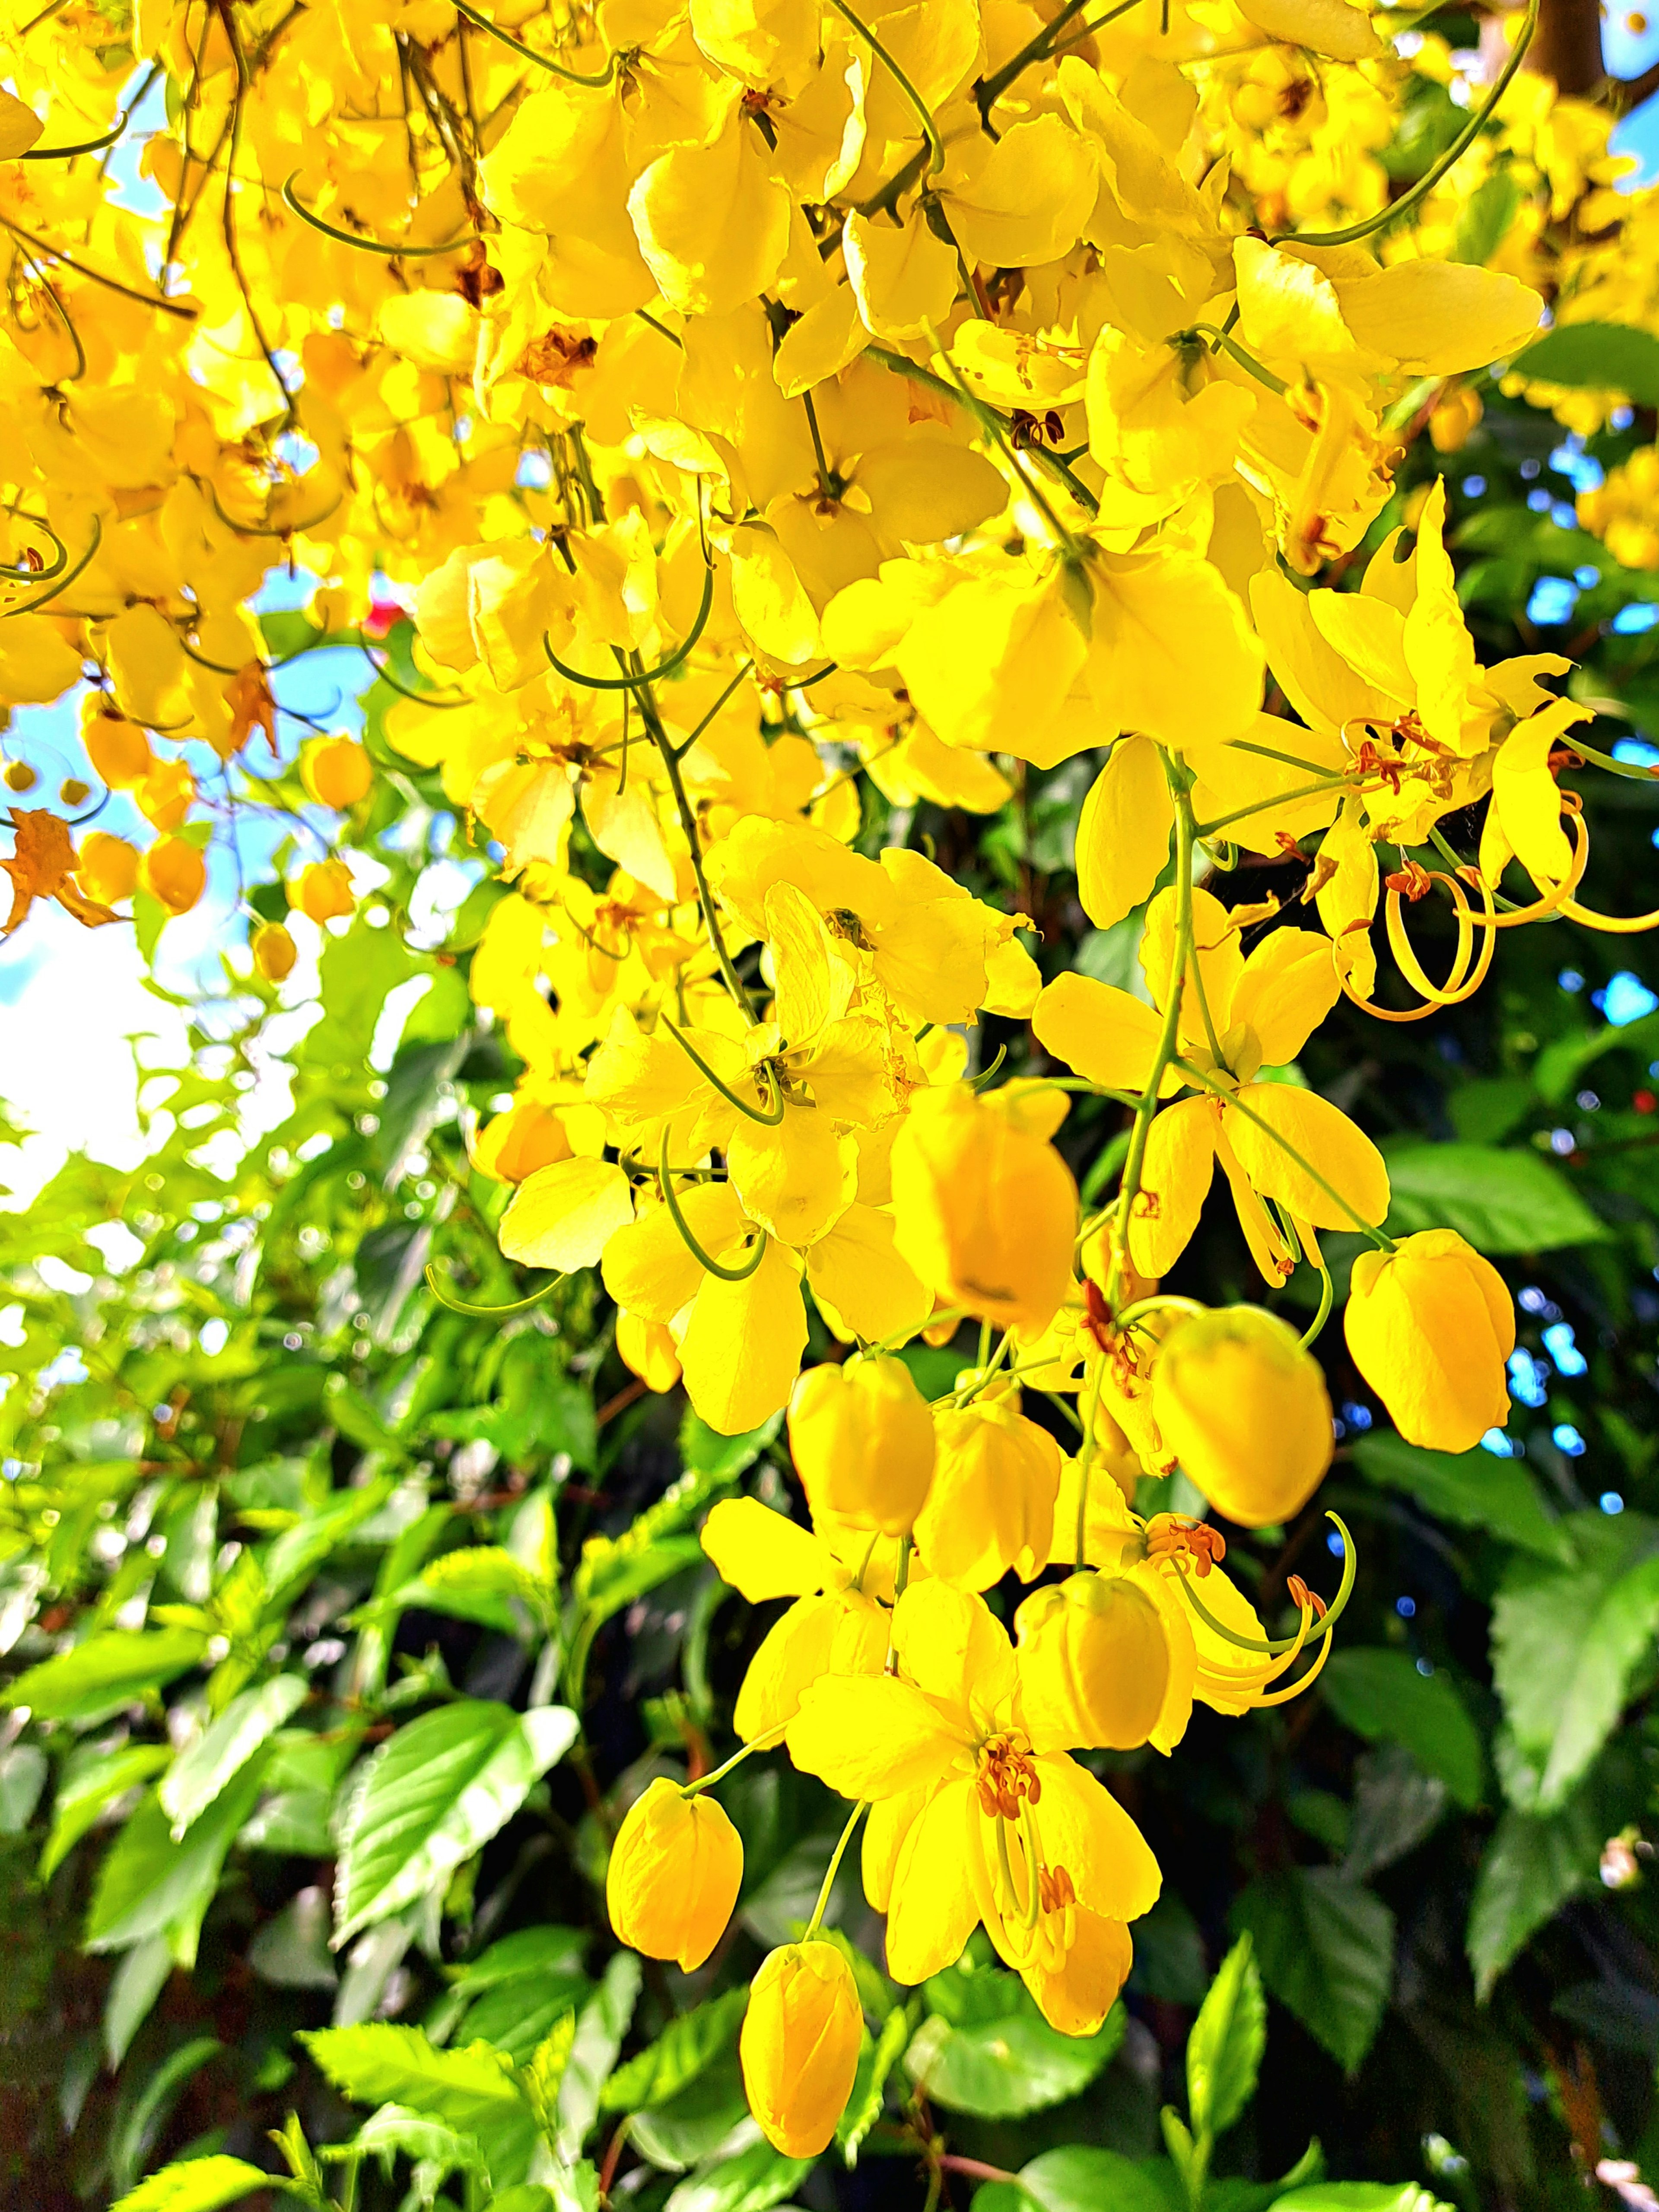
[
  {"x1": 289, "y1": 858, "x2": 354, "y2": 925},
  {"x1": 740, "y1": 1940, "x2": 863, "y2": 2158},
  {"x1": 140, "y1": 836, "x2": 206, "y2": 918},
  {"x1": 300, "y1": 735, "x2": 373, "y2": 810},
  {"x1": 606, "y1": 1777, "x2": 743, "y2": 1973},
  {"x1": 1035, "y1": 886, "x2": 1388, "y2": 1285},
  {"x1": 1015, "y1": 1572, "x2": 1172, "y2": 1752},
  {"x1": 1344, "y1": 1229, "x2": 1515, "y2": 1452},
  {"x1": 891, "y1": 1086, "x2": 1077, "y2": 1335},
  {"x1": 700, "y1": 1495, "x2": 891, "y2": 1740},
  {"x1": 251, "y1": 922, "x2": 296, "y2": 983},
  {"x1": 916, "y1": 1391, "x2": 1061, "y2": 1591},
  {"x1": 76, "y1": 832, "x2": 139, "y2": 907},
  {"x1": 1150, "y1": 1306, "x2": 1333, "y2": 1528},
  {"x1": 787, "y1": 1581, "x2": 1160, "y2": 2032},
  {"x1": 788, "y1": 1355, "x2": 935, "y2": 1537}
]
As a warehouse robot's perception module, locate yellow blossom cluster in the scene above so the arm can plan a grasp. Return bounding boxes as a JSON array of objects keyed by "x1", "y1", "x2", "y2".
[{"x1": 2, "y1": 0, "x2": 1657, "y2": 2163}]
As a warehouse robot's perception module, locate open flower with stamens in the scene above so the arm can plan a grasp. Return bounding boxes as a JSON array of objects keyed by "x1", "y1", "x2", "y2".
[{"x1": 786, "y1": 1580, "x2": 1160, "y2": 2036}]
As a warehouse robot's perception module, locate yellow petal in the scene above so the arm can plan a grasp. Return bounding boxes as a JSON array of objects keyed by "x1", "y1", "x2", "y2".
[
  {"x1": 1032, "y1": 1751, "x2": 1162, "y2": 1922},
  {"x1": 1128, "y1": 1096, "x2": 1217, "y2": 1278},
  {"x1": 1492, "y1": 697, "x2": 1587, "y2": 888},
  {"x1": 1084, "y1": 551, "x2": 1264, "y2": 749},
  {"x1": 1075, "y1": 737, "x2": 1174, "y2": 931},
  {"x1": 1235, "y1": 0, "x2": 1383, "y2": 57},
  {"x1": 1229, "y1": 926, "x2": 1340, "y2": 1065},
  {"x1": 727, "y1": 1110, "x2": 857, "y2": 1247},
  {"x1": 1223, "y1": 1084, "x2": 1389, "y2": 1228},
  {"x1": 943, "y1": 116, "x2": 1098, "y2": 269},
  {"x1": 627, "y1": 107, "x2": 791, "y2": 318},
  {"x1": 1402, "y1": 477, "x2": 1479, "y2": 753},
  {"x1": 1032, "y1": 974, "x2": 1174, "y2": 1097},
  {"x1": 701, "y1": 1496, "x2": 836, "y2": 1602},
  {"x1": 677, "y1": 1239, "x2": 808, "y2": 1433},
  {"x1": 1333, "y1": 262, "x2": 1542, "y2": 376},
  {"x1": 886, "y1": 1779, "x2": 982, "y2": 1983},
  {"x1": 891, "y1": 1580, "x2": 1017, "y2": 1715},
  {"x1": 499, "y1": 1156, "x2": 635, "y2": 1271},
  {"x1": 0, "y1": 91, "x2": 43, "y2": 159},
  {"x1": 788, "y1": 1674, "x2": 969, "y2": 1799},
  {"x1": 1189, "y1": 715, "x2": 1347, "y2": 857},
  {"x1": 843, "y1": 211, "x2": 960, "y2": 343},
  {"x1": 804, "y1": 1203, "x2": 932, "y2": 1344}
]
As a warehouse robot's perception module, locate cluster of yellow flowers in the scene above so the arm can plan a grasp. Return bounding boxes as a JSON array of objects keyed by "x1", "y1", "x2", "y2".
[{"x1": 3, "y1": 0, "x2": 1659, "y2": 2163}]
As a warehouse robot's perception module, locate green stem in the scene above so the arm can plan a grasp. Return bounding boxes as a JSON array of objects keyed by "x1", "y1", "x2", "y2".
[
  {"x1": 1300, "y1": 1255, "x2": 1335, "y2": 1347},
  {"x1": 829, "y1": 0, "x2": 945, "y2": 173},
  {"x1": 682, "y1": 1722, "x2": 787, "y2": 1796},
  {"x1": 1171, "y1": 1510, "x2": 1357, "y2": 1656},
  {"x1": 977, "y1": 0, "x2": 1094, "y2": 116},
  {"x1": 642, "y1": 704, "x2": 756, "y2": 1022},
  {"x1": 451, "y1": 0, "x2": 617, "y2": 84},
  {"x1": 804, "y1": 1799, "x2": 869, "y2": 1938},
  {"x1": 1073, "y1": 1351, "x2": 1107, "y2": 1565},
  {"x1": 1280, "y1": 0, "x2": 1539, "y2": 248},
  {"x1": 1194, "y1": 769, "x2": 1363, "y2": 839},
  {"x1": 544, "y1": 562, "x2": 714, "y2": 692},
  {"x1": 1174, "y1": 1060, "x2": 1396, "y2": 1250},
  {"x1": 1109, "y1": 756, "x2": 1197, "y2": 1301},
  {"x1": 1179, "y1": 323, "x2": 1288, "y2": 397}
]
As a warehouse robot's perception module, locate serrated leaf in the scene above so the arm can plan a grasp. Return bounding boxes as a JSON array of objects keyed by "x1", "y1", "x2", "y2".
[
  {"x1": 1231, "y1": 1870, "x2": 1394, "y2": 2075},
  {"x1": 1465, "y1": 1792, "x2": 1604, "y2": 2001},
  {"x1": 1187, "y1": 1932, "x2": 1265, "y2": 2139},
  {"x1": 1320, "y1": 1649, "x2": 1485, "y2": 1810},
  {"x1": 1489, "y1": 1516, "x2": 1659, "y2": 1812},
  {"x1": 300, "y1": 2024, "x2": 528, "y2": 2135},
  {"x1": 977, "y1": 2147, "x2": 1174, "y2": 2212},
  {"x1": 661, "y1": 2136, "x2": 814, "y2": 2212},
  {"x1": 1274, "y1": 2189, "x2": 1452, "y2": 2212},
  {"x1": 905, "y1": 1987, "x2": 1124, "y2": 2118},
  {"x1": 521, "y1": 2011, "x2": 578, "y2": 2148},
  {"x1": 600, "y1": 1986, "x2": 748, "y2": 2113},
  {"x1": 334, "y1": 1700, "x2": 578, "y2": 1943},
  {"x1": 323, "y1": 2104, "x2": 485, "y2": 2175},
  {"x1": 160, "y1": 1675, "x2": 308, "y2": 1837},
  {"x1": 39, "y1": 1743, "x2": 171, "y2": 1881},
  {"x1": 1351, "y1": 1432, "x2": 1570, "y2": 1564},
  {"x1": 85, "y1": 1759, "x2": 270, "y2": 1964},
  {"x1": 5, "y1": 1627, "x2": 206, "y2": 1719},
  {"x1": 558, "y1": 1950, "x2": 642, "y2": 2158},
  {"x1": 107, "y1": 2155, "x2": 276, "y2": 2212},
  {"x1": 1380, "y1": 1142, "x2": 1606, "y2": 1253},
  {"x1": 1508, "y1": 320, "x2": 1659, "y2": 404},
  {"x1": 839, "y1": 2005, "x2": 910, "y2": 2166}
]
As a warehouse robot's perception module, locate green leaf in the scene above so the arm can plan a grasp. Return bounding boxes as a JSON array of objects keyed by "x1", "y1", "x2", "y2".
[
  {"x1": 1231, "y1": 1870, "x2": 1394, "y2": 2075},
  {"x1": 1320, "y1": 1649, "x2": 1485, "y2": 1810},
  {"x1": 1452, "y1": 167, "x2": 1521, "y2": 267},
  {"x1": 982, "y1": 2147, "x2": 1174, "y2": 2212},
  {"x1": 627, "y1": 2057, "x2": 751, "y2": 2174},
  {"x1": 600, "y1": 1986, "x2": 748, "y2": 2112},
  {"x1": 40, "y1": 1744, "x2": 172, "y2": 1881},
  {"x1": 159, "y1": 1674, "x2": 308, "y2": 1837},
  {"x1": 107, "y1": 2155, "x2": 277, "y2": 2212},
  {"x1": 839, "y1": 2005, "x2": 910, "y2": 2167},
  {"x1": 1466, "y1": 1793, "x2": 1605, "y2": 2001},
  {"x1": 521, "y1": 2011, "x2": 578, "y2": 2150},
  {"x1": 1351, "y1": 1432, "x2": 1570, "y2": 1564},
  {"x1": 558, "y1": 1951, "x2": 642, "y2": 2158},
  {"x1": 661, "y1": 2137, "x2": 814, "y2": 2212},
  {"x1": 302, "y1": 915, "x2": 418, "y2": 1073},
  {"x1": 85, "y1": 1758, "x2": 270, "y2": 1964},
  {"x1": 1187, "y1": 1932, "x2": 1265, "y2": 2139},
  {"x1": 262, "y1": 1476, "x2": 397, "y2": 1604},
  {"x1": 1508, "y1": 320, "x2": 1659, "y2": 404},
  {"x1": 1489, "y1": 1514, "x2": 1659, "y2": 1810},
  {"x1": 105, "y1": 1933, "x2": 175, "y2": 2069},
  {"x1": 0, "y1": 1741, "x2": 45, "y2": 1832},
  {"x1": 325, "y1": 2104, "x2": 485, "y2": 2177},
  {"x1": 1273, "y1": 2190, "x2": 1451, "y2": 2212},
  {"x1": 5, "y1": 1627, "x2": 206, "y2": 1719},
  {"x1": 1380, "y1": 1142, "x2": 1606, "y2": 1253},
  {"x1": 301, "y1": 2025, "x2": 536, "y2": 2182},
  {"x1": 1343, "y1": 1747, "x2": 1450, "y2": 1883},
  {"x1": 906, "y1": 1973, "x2": 1125, "y2": 2118},
  {"x1": 333, "y1": 1699, "x2": 578, "y2": 1943},
  {"x1": 679, "y1": 1409, "x2": 782, "y2": 1482},
  {"x1": 110, "y1": 2036, "x2": 225, "y2": 2198}
]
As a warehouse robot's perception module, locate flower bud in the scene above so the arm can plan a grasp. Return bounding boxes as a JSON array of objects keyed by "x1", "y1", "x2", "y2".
[
  {"x1": 1015, "y1": 1571, "x2": 1171, "y2": 1752},
  {"x1": 1151, "y1": 1305, "x2": 1332, "y2": 1528},
  {"x1": 1344, "y1": 1229, "x2": 1513, "y2": 1452},
  {"x1": 740, "y1": 1940, "x2": 862, "y2": 2158},
  {"x1": 606, "y1": 1777, "x2": 742, "y2": 1974},
  {"x1": 472, "y1": 1097, "x2": 572, "y2": 1183},
  {"x1": 135, "y1": 759, "x2": 194, "y2": 832},
  {"x1": 76, "y1": 831, "x2": 138, "y2": 906},
  {"x1": 252, "y1": 921, "x2": 298, "y2": 982},
  {"x1": 301, "y1": 735, "x2": 373, "y2": 810},
  {"x1": 915, "y1": 1395, "x2": 1060, "y2": 1589},
  {"x1": 139, "y1": 835, "x2": 206, "y2": 916},
  {"x1": 788, "y1": 1355, "x2": 934, "y2": 1535},
  {"x1": 2, "y1": 759, "x2": 36, "y2": 794},
  {"x1": 890, "y1": 1087, "x2": 1076, "y2": 1335},
  {"x1": 83, "y1": 714, "x2": 152, "y2": 791},
  {"x1": 289, "y1": 858, "x2": 354, "y2": 924}
]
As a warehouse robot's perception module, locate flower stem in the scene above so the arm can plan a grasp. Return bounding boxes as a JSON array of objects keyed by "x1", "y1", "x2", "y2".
[{"x1": 804, "y1": 1799, "x2": 869, "y2": 1938}]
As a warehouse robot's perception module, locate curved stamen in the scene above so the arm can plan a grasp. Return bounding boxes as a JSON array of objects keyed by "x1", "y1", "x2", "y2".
[
  {"x1": 658, "y1": 1127, "x2": 768, "y2": 1283},
  {"x1": 662, "y1": 1017, "x2": 786, "y2": 1126},
  {"x1": 423, "y1": 1263, "x2": 563, "y2": 1316},
  {"x1": 1170, "y1": 1511, "x2": 1357, "y2": 1656},
  {"x1": 544, "y1": 561, "x2": 715, "y2": 693}
]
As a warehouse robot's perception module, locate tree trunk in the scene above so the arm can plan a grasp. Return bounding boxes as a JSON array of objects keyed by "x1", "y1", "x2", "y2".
[{"x1": 1526, "y1": 0, "x2": 1607, "y2": 95}]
